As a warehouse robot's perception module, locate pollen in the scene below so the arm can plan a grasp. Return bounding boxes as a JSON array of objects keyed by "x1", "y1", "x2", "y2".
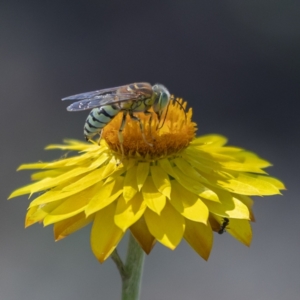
[{"x1": 102, "y1": 99, "x2": 197, "y2": 159}]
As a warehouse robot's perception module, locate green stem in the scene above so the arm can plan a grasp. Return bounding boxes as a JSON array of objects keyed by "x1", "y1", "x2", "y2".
[{"x1": 111, "y1": 233, "x2": 145, "y2": 300}]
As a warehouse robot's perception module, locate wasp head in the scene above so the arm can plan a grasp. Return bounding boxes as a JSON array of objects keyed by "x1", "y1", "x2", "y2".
[{"x1": 152, "y1": 84, "x2": 170, "y2": 125}]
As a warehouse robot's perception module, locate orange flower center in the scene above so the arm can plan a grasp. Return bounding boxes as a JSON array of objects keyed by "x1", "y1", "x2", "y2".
[{"x1": 102, "y1": 99, "x2": 197, "y2": 159}]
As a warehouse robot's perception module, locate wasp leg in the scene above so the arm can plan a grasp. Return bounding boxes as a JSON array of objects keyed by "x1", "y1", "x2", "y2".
[
  {"x1": 117, "y1": 111, "x2": 128, "y2": 162},
  {"x1": 129, "y1": 112, "x2": 153, "y2": 147},
  {"x1": 84, "y1": 135, "x2": 93, "y2": 143},
  {"x1": 97, "y1": 130, "x2": 103, "y2": 145},
  {"x1": 144, "y1": 110, "x2": 156, "y2": 142},
  {"x1": 84, "y1": 131, "x2": 102, "y2": 146}
]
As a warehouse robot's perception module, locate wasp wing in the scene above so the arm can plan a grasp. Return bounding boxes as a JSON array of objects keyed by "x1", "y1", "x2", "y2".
[
  {"x1": 65, "y1": 93, "x2": 140, "y2": 111},
  {"x1": 61, "y1": 85, "x2": 124, "y2": 101},
  {"x1": 61, "y1": 82, "x2": 152, "y2": 101}
]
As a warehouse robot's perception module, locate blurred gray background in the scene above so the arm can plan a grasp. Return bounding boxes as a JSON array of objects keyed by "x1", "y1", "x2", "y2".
[{"x1": 1, "y1": 1, "x2": 299, "y2": 299}]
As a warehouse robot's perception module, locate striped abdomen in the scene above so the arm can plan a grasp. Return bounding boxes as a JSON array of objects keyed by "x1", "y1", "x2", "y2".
[{"x1": 84, "y1": 105, "x2": 120, "y2": 139}]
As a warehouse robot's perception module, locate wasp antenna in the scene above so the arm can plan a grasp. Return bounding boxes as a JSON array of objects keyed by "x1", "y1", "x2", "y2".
[
  {"x1": 174, "y1": 97, "x2": 187, "y2": 124},
  {"x1": 156, "y1": 99, "x2": 171, "y2": 130}
]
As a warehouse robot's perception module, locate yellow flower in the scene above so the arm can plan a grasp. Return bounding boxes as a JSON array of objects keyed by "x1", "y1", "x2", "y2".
[{"x1": 9, "y1": 100, "x2": 285, "y2": 262}]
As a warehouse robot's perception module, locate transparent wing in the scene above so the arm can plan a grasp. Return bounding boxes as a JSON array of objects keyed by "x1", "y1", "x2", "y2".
[
  {"x1": 62, "y1": 82, "x2": 153, "y2": 111},
  {"x1": 62, "y1": 82, "x2": 152, "y2": 101},
  {"x1": 65, "y1": 93, "x2": 140, "y2": 111},
  {"x1": 61, "y1": 85, "x2": 124, "y2": 101}
]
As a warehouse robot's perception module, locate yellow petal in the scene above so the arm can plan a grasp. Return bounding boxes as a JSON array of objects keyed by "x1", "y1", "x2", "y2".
[
  {"x1": 104, "y1": 168, "x2": 125, "y2": 185},
  {"x1": 90, "y1": 203, "x2": 124, "y2": 263},
  {"x1": 240, "y1": 173, "x2": 284, "y2": 194},
  {"x1": 208, "y1": 215, "x2": 220, "y2": 232},
  {"x1": 43, "y1": 191, "x2": 90, "y2": 225},
  {"x1": 181, "y1": 151, "x2": 219, "y2": 178},
  {"x1": 19, "y1": 147, "x2": 107, "y2": 170},
  {"x1": 88, "y1": 153, "x2": 112, "y2": 169},
  {"x1": 142, "y1": 176, "x2": 166, "y2": 214},
  {"x1": 256, "y1": 175, "x2": 285, "y2": 190},
  {"x1": 31, "y1": 169, "x2": 67, "y2": 181},
  {"x1": 173, "y1": 157, "x2": 210, "y2": 184},
  {"x1": 61, "y1": 161, "x2": 119, "y2": 193},
  {"x1": 170, "y1": 180, "x2": 209, "y2": 223},
  {"x1": 114, "y1": 193, "x2": 146, "y2": 231},
  {"x1": 216, "y1": 179, "x2": 259, "y2": 195},
  {"x1": 219, "y1": 152, "x2": 271, "y2": 174},
  {"x1": 187, "y1": 145, "x2": 237, "y2": 163},
  {"x1": 54, "y1": 212, "x2": 93, "y2": 241},
  {"x1": 85, "y1": 176, "x2": 124, "y2": 216},
  {"x1": 158, "y1": 158, "x2": 177, "y2": 178},
  {"x1": 218, "y1": 173, "x2": 282, "y2": 195},
  {"x1": 101, "y1": 159, "x2": 121, "y2": 178},
  {"x1": 137, "y1": 162, "x2": 149, "y2": 191},
  {"x1": 172, "y1": 166, "x2": 219, "y2": 201},
  {"x1": 29, "y1": 182, "x2": 103, "y2": 208},
  {"x1": 130, "y1": 217, "x2": 156, "y2": 254},
  {"x1": 17, "y1": 162, "x2": 53, "y2": 170},
  {"x1": 125, "y1": 158, "x2": 138, "y2": 170},
  {"x1": 144, "y1": 202, "x2": 185, "y2": 249},
  {"x1": 123, "y1": 166, "x2": 138, "y2": 201},
  {"x1": 226, "y1": 218, "x2": 252, "y2": 246},
  {"x1": 25, "y1": 201, "x2": 61, "y2": 227},
  {"x1": 220, "y1": 161, "x2": 267, "y2": 174},
  {"x1": 150, "y1": 166, "x2": 171, "y2": 199},
  {"x1": 61, "y1": 152, "x2": 107, "y2": 168},
  {"x1": 9, "y1": 166, "x2": 99, "y2": 199},
  {"x1": 184, "y1": 219, "x2": 213, "y2": 260},
  {"x1": 210, "y1": 214, "x2": 252, "y2": 246},
  {"x1": 192, "y1": 135, "x2": 228, "y2": 147},
  {"x1": 202, "y1": 189, "x2": 250, "y2": 220},
  {"x1": 25, "y1": 206, "x2": 42, "y2": 227},
  {"x1": 46, "y1": 139, "x2": 95, "y2": 151},
  {"x1": 235, "y1": 194, "x2": 255, "y2": 221}
]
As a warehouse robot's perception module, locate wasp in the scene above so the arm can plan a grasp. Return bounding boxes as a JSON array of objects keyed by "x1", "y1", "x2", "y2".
[
  {"x1": 218, "y1": 218, "x2": 229, "y2": 234},
  {"x1": 62, "y1": 82, "x2": 171, "y2": 149}
]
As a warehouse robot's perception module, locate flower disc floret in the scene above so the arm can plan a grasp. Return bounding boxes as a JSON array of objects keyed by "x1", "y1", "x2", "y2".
[{"x1": 103, "y1": 100, "x2": 196, "y2": 159}]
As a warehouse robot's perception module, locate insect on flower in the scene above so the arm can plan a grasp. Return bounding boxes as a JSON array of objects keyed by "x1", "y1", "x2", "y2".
[
  {"x1": 218, "y1": 218, "x2": 229, "y2": 234},
  {"x1": 62, "y1": 82, "x2": 171, "y2": 149}
]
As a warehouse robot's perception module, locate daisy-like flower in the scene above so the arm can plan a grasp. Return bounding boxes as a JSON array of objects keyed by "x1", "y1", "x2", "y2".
[{"x1": 9, "y1": 99, "x2": 285, "y2": 263}]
